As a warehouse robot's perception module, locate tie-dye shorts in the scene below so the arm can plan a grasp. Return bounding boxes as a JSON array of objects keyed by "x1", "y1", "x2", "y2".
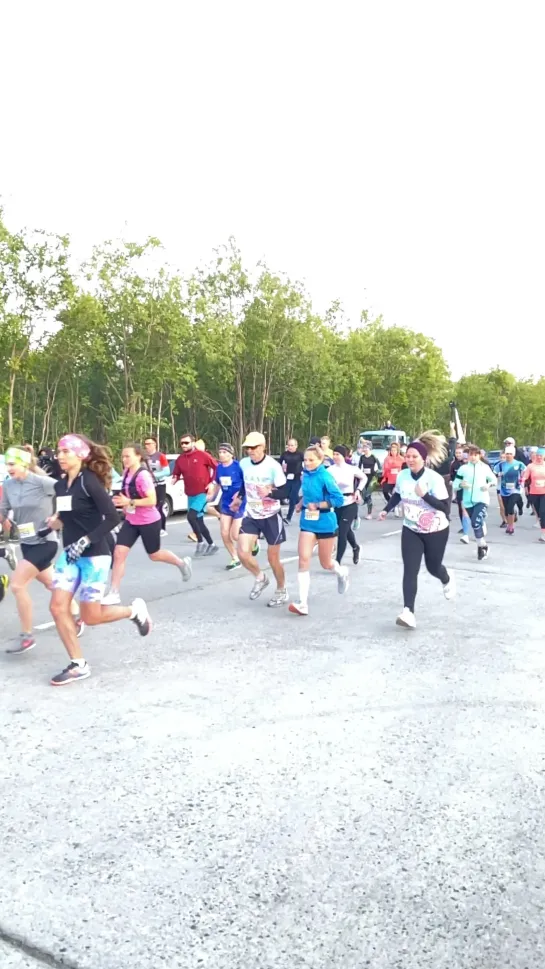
[{"x1": 52, "y1": 552, "x2": 111, "y2": 602}]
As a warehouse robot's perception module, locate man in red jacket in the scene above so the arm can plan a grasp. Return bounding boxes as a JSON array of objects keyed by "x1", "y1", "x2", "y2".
[{"x1": 172, "y1": 434, "x2": 218, "y2": 555}]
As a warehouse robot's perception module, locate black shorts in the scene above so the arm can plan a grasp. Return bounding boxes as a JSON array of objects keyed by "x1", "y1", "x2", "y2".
[
  {"x1": 21, "y1": 541, "x2": 58, "y2": 572},
  {"x1": 502, "y1": 494, "x2": 519, "y2": 516},
  {"x1": 303, "y1": 530, "x2": 338, "y2": 540},
  {"x1": 240, "y1": 513, "x2": 286, "y2": 546},
  {"x1": 117, "y1": 519, "x2": 161, "y2": 555}
]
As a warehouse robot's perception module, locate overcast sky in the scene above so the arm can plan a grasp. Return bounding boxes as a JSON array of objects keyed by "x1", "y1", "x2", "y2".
[{"x1": 1, "y1": 1, "x2": 543, "y2": 379}]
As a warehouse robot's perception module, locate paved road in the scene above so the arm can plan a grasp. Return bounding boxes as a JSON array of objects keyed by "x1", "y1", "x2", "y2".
[{"x1": 1, "y1": 504, "x2": 545, "y2": 969}]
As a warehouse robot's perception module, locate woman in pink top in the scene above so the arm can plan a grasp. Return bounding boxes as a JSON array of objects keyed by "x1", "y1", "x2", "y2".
[
  {"x1": 523, "y1": 447, "x2": 545, "y2": 540},
  {"x1": 103, "y1": 444, "x2": 192, "y2": 604}
]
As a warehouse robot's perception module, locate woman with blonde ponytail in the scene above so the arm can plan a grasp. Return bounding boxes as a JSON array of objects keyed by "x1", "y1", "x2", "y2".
[{"x1": 379, "y1": 430, "x2": 455, "y2": 628}]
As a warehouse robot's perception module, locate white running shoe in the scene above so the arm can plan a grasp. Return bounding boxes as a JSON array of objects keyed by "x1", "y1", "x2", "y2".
[
  {"x1": 179, "y1": 556, "x2": 192, "y2": 581},
  {"x1": 396, "y1": 607, "x2": 416, "y2": 629},
  {"x1": 443, "y1": 571, "x2": 456, "y2": 600},
  {"x1": 195, "y1": 542, "x2": 207, "y2": 556},
  {"x1": 268, "y1": 588, "x2": 289, "y2": 607},
  {"x1": 337, "y1": 566, "x2": 349, "y2": 594},
  {"x1": 204, "y1": 543, "x2": 219, "y2": 556},
  {"x1": 249, "y1": 574, "x2": 270, "y2": 600},
  {"x1": 102, "y1": 591, "x2": 121, "y2": 605},
  {"x1": 130, "y1": 598, "x2": 152, "y2": 636},
  {"x1": 160, "y1": 529, "x2": 168, "y2": 538},
  {"x1": 289, "y1": 601, "x2": 309, "y2": 616},
  {"x1": 4, "y1": 544, "x2": 17, "y2": 571},
  {"x1": 459, "y1": 535, "x2": 469, "y2": 545}
]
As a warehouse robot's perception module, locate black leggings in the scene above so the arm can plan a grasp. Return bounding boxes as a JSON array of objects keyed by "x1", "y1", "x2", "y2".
[
  {"x1": 187, "y1": 508, "x2": 213, "y2": 545},
  {"x1": 401, "y1": 526, "x2": 450, "y2": 613},
  {"x1": 531, "y1": 494, "x2": 545, "y2": 528},
  {"x1": 335, "y1": 503, "x2": 358, "y2": 563},
  {"x1": 155, "y1": 482, "x2": 167, "y2": 531},
  {"x1": 382, "y1": 483, "x2": 394, "y2": 502}
]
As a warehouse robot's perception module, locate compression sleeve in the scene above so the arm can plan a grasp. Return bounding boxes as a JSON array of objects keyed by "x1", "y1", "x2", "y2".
[
  {"x1": 385, "y1": 492, "x2": 402, "y2": 513},
  {"x1": 83, "y1": 473, "x2": 120, "y2": 544},
  {"x1": 422, "y1": 493, "x2": 449, "y2": 514}
]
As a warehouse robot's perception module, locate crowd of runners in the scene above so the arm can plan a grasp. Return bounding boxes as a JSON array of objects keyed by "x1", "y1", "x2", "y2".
[{"x1": 0, "y1": 426, "x2": 541, "y2": 684}]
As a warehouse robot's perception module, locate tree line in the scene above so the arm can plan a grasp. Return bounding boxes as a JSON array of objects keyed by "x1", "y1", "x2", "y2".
[{"x1": 1, "y1": 210, "x2": 543, "y2": 460}]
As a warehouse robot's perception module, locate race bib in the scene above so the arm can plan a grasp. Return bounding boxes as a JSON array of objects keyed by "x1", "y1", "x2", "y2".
[
  {"x1": 391, "y1": 468, "x2": 399, "y2": 477},
  {"x1": 18, "y1": 521, "x2": 36, "y2": 539},
  {"x1": 56, "y1": 496, "x2": 72, "y2": 512},
  {"x1": 249, "y1": 499, "x2": 264, "y2": 513},
  {"x1": 287, "y1": 473, "x2": 295, "y2": 480},
  {"x1": 219, "y1": 476, "x2": 232, "y2": 487},
  {"x1": 304, "y1": 509, "x2": 319, "y2": 521},
  {"x1": 505, "y1": 482, "x2": 515, "y2": 491},
  {"x1": 537, "y1": 479, "x2": 545, "y2": 489}
]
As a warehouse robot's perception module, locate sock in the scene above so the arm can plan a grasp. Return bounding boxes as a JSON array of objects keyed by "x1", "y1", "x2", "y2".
[
  {"x1": 130, "y1": 603, "x2": 137, "y2": 619},
  {"x1": 332, "y1": 560, "x2": 342, "y2": 575},
  {"x1": 74, "y1": 658, "x2": 87, "y2": 668},
  {"x1": 462, "y1": 516, "x2": 470, "y2": 536},
  {"x1": 478, "y1": 537, "x2": 486, "y2": 546},
  {"x1": 257, "y1": 571, "x2": 265, "y2": 582},
  {"x1": 297, "y1": 571, "x2": 310, "y2": 605}
]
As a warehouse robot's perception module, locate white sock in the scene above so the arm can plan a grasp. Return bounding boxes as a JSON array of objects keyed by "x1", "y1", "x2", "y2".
[
  {"x1": 74, "y1": 658, "x2": 86, "y2": 668},
  {"x1": 478, "y1": 537, "x2": 486, "y2": 546},
  {"x1": 297, "y1": 571, "x2": 310, "y2": 605},
  {"x1": 130, "y1": 603, "x2": 137, "y2": 619},
  {"x1": 331, "y1": 560, "x2": 342, "y2": 575}
]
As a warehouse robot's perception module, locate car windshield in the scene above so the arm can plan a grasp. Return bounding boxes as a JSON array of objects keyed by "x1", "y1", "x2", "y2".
[{"x1": 359, "y1": 433, "x2": 396, "y2": 450}]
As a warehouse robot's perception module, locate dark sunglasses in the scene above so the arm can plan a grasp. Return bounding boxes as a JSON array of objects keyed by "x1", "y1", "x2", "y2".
[{"x1": 180, "y1": 440, "x2": 192, "y2": 446}]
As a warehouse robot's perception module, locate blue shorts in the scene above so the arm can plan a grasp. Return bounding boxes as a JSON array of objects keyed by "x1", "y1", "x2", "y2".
[
  {"x1": 220, "y1": 502, "x2": 245, "y2": 520},
  {"x1": 187, "y1": 494, "x2": 208, "y2": 518},
  {"x1": 52, "y1": 552, "x2": 111, "y2": 603}
]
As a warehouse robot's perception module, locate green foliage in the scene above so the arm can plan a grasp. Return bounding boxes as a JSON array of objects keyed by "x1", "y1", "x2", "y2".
[{"x1": 0, "y1": 213, "x2": 542, "y2": 463}]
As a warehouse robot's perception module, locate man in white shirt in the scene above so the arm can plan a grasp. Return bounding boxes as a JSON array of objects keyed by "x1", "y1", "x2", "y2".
[{"x1": 230, "y1": 432, "x2": 290, "y2": 606}]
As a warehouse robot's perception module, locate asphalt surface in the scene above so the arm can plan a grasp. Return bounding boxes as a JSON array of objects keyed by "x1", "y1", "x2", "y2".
[{"x1": 1, "y1": 500, "x2": 545, "y2": 969}]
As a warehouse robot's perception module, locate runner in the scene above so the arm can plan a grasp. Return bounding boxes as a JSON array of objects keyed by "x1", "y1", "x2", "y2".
[
  {"x1": 209, "y1": 443, "x2": 246, "y2": 570},
  {"x1": 280, "y1": 438, "x2": 304, "y2": 524},
  {"x1": 450, "y1": 445, "x2": 469, "y2": 533},
  {"x1": 103, "y1": 444, "x2": 192, "y2": 604},
  {"x1": 381, "y1": 442, "x2": 404, "y2": 513},
  {"x1": 492, "y1": 451, "x2": 507, "y2": 527},
  {"x1": 358, "y1": 442, "x2": 379, "y2": 519},
  {"x1": 172, "y1": 434, "x2": 218, "y2": 555},
  {"x1": 379, "y1": 431, "x2": 455, "y2": 629},
  {"x1": 452, "y1": 444, "x2": 496, "y2": 560},
  {"x1": 504, "y1": 436, "x2": 528, "y2": 466},
  {"x1": 495, "y1": 446, "x2": 526, "y2": 535},
  {"x1": 289, "y1": 444, "x2": 348, "y2": 616},
  {"x1": 320, "y1": 436, "x2": 335, "y2": 467},
  {"x1": 523, "y1": 448, "x2": 545, "y2": 540},
  {"x1": 230, "y1": 431, "x2": 289, "y2": 606},
  {"x1": 0, "y1": 446, "x2": 83, "y2": 654},
  {"x1": 144, "y1": 436, "x2": 171, "y2": 536},
  {"x1": 327, "y1": 445, "x2": 367, "y2": 565},
  {"x1": 48, "y1": 433, "x2": 151, "y2": 686}
]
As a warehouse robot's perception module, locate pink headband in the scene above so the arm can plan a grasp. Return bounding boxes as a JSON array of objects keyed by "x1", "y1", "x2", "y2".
[{"x1": 58, "y1": 434, "x2": 91, "y2": 460}]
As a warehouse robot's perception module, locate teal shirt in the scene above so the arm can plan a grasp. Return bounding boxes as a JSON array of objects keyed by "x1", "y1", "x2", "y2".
[{"x1": 453, "y1": 461, "x2": 496, "y2": 508}]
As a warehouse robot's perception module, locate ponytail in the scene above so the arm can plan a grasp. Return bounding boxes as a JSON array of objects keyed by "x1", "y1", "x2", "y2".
[{"x1": 416, "y1": 430, "x2": 448, "y2": 468}]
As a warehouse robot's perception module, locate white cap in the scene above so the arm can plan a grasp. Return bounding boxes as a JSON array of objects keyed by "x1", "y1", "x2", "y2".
[
  {"x1": 504, "y1": 436, "x2": 515, "y2": 445},
  {"x1": 504, "y1": 445, "x2": 516, "y2": 455},
  {"x1": 242, "y1": 431, "x2": 266, "y2": 448}
]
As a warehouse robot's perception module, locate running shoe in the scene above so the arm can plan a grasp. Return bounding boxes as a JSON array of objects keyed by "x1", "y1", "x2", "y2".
[
  {"x1": 396, "y1": 607, "x2": 416, "y2": 629},
  {"x1": 131, "y1": 598, "x2": 152, "y2": 636},
  {"x1": 477, "y1": 545, "x2": 489, "y2": 561},
  {"x1": 252, "y1": 541, "x2": 260, "y2": 557},
  {"x1": 160, "y1": 529, "x2": 168, "y2": 538},
  {"x1": 500, "y1": 521, "x2": 507, "y2": 529},
  {"x1": 443, "y1": 572, "x2": 456, "y2": 600},
  {"x1": 204, "y1": 543, "x2": 219, "y2": 556},
  {"x1": 50, "y1": 661, "x2": 91, "y2": 686},
  {"x1": 539, "y1": 536, "x2": 545, "y2": 543},
  {"x1": 102, "y1": 591, "x2": 121, "y2": 605},
  {"x1": 225, "y1": 559, "x2": 241, "y2": 571},
  {"x1": 75, "y1": 618, "x2": 85, "y2": 638},
  {"x1": 268, "y1": 588, "x2": 289, "y2": 607},
  {"x1": 353, "y1": 545, "x2": 361, "y2": 565},
  {"x1": 352, "y1": 516, "x2": 361, "y2": 531},
  {"x1": 289, "y1": 601, "x2": 309, "y2": 616},
  {"x1": 458, "y1": 528, "x2": 464, "y2": 534},
  {"x1": 178, "y1": 556, "x2": 192, "y2": 581},
  {"x1": 6, "y1": 634, "x2": 36, "y2": 655},
  {"x1": 506, "y1": 526, "x2": 515, "y2": 535},
  {"x1": 337, "y1": 566, "x2": 349, "y2": 595},
  {"x1": 249, "y1": 574, "x2": 270, "y2": 600},
  {"x1": 4, "y1": 544, "x2": 17, "y2": 571},
  {"x1": 195, "y1": 542, "x2": 207, "y2": 556},
  {"x1": 365, "y1": 514, "x2": 373, "y2": 521},
  {"x1": 459, "y1": 535, "x2": 469, "y2": 545}
]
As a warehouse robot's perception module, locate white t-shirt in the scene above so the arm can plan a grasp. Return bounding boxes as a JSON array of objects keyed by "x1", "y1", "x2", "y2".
[
  {"x1": 395, "y1": 467, "x2": 449, "y2": 533},
  {"x1": 239, "y1": 455, "x2": 287, "y2": 520},
  {"x1": 327, "y1": 463, "x2": 367, "y2": 506}
]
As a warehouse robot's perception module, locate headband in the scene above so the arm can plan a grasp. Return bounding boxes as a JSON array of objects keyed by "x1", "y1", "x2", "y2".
[
  {"x1": 218, "y1": 442, "x2": 235, "y2": 455},
  {"x1": 58, "y1": 434, "x2": 91, "y2": 460},
  {"x1": 5, "y1": 447, "x2": 32, "y2": 468},
  {"x1": 407, "y1": 440, "x2": 428, "y2": 461}
]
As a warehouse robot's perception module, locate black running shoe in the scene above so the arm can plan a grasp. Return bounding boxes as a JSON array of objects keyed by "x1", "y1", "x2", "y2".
[
  {"x1": 353, "y1": 545, "x2": 360, "y2": 565},
  {"x1": 477, "y1": 545, "x2": 489, "y2": 561}
]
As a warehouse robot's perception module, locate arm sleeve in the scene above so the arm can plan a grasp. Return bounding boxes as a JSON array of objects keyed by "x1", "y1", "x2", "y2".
[
  {"x1": 83, "y1": 472, "x2": 121, "y2": 544},
  {"x1": 154, "y1": 455, "x2": 171, "y2": 481},
  {"x1": 422, "y1": 473, "x2": 449, "y2": 514},
  {"x1": 385, "y1": 492, "x2": 402, "y2": 512}
]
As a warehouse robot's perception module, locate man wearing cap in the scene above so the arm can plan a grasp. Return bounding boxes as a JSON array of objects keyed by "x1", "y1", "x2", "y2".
[{"x1": 230, "y1": 432, "x2": 290, "y2": 605}]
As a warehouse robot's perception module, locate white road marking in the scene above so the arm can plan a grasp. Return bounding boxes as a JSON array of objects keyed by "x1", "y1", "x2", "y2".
[
  {"x1": 34, "y1": 621, "x2": 55, "y2": 630},
  {"x1": 382, "y1": 529, "x2": 402, "y2": 537}
]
